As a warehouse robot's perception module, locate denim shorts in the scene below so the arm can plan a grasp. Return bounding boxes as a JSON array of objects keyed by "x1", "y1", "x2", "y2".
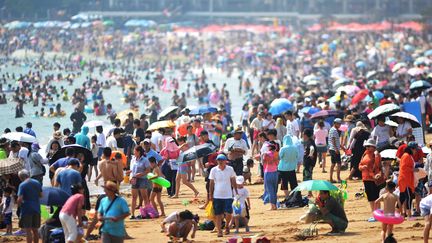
[
  {"x1": 213, "y1": 198, "x2": 234, "y2": 215},
  {"x1": 132, "y1": 178, "x2": 151, "y2": 190}
]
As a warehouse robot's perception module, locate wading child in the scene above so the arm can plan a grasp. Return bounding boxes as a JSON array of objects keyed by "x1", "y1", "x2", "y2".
[
  {"x1": 149, "y1": 157, "x2": 166, "y2": 217},
  {"x1": 375, "y1": 181, "x2": 401, "y2": 243}
]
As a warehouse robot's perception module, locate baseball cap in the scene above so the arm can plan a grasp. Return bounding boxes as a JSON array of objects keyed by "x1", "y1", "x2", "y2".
[
  {"x1": 216, "y1": 154, "x2": 227, "y2": 161},
  {"x1": 334, "y1": 118, "x2": 343, "y2": 124},
  {"x1": 236, "y1": 176, "x2": 245, "y2": 185},
  {"x1": 143, "y1": 138, "x2": 151, "y2": 144}
]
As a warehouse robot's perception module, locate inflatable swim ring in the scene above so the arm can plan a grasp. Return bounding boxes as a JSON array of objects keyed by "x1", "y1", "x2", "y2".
[
  {"x1": 373, "y1": 209, "x2": 404, "y2": 225},
  {"x1": 110, "y1": 151, "x2": 127, "y2": 167},
  {"x1": 147, "y1": 172, "x2": 171, "y2": 188}
]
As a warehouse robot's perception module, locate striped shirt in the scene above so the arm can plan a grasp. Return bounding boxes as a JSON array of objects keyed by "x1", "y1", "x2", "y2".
[{"x1": 328, "y1": 127, "x2": 340, "y2": 151}]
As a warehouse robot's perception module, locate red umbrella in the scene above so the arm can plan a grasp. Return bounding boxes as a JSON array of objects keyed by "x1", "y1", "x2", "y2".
[{"x1": 351, "y1": 89, "x2": 369, "y2": 105}]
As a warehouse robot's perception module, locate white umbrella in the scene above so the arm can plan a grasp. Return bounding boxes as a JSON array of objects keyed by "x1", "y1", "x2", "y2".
[
  {"x1": 158, "y1": 106, "x2": 179, "y2": 120},
  {"x1": 390, "y1": 111, "x2": 421, "y2": 128},
  {"x1": 380, "y1": 149, "x2": 397, "y2": 159},
  {"x1": 385, "y1": 120, "x2": 398, "y2": 127},
  {"x1": 1, "y1": 132, "x2": 37, "y2": 143},
  {"x1": 83, "y1": 120, "x2": 107, "y2": 128},
  {"x1": 367, "y1": 104, "x2": 400, "y2": 120}
]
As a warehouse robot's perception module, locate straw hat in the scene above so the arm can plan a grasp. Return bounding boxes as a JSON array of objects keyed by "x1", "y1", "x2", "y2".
[
  {"x1": 102, "y1": 181, "x2": 119, "y2": 193},
  {"x1": 344, "y1": 115, "x2": 354, "y2": 122}
]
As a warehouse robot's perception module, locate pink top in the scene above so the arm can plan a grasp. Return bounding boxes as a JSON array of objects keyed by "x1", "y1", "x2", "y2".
[
  {"x1": 263, "y1": 151, "x2": 278, "y2": 173},
  {"x1": 314, "y1": 128, "x2": 328, "y2": 145},
  {"x1": 61, "y1": 194, "x2": 84, "y2": 218},
  {"x1": 160, "y1": 148, "x2": 180, "y2": 160}
]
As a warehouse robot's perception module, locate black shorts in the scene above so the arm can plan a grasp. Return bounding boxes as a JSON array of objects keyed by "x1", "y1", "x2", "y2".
[
  {"x1": 329, "y1": 150, "x2": 341, "y2": 164},
  {"x1": 400, "y1": 188, "x2": 414, "y2": 209},
  {"x1": 363, "y1": 181, "x2": 379, "y2": 202},
  {"x1": 152, "y1": 187, "x2": 162, "y2": 193},
  {"x1": 89, "y1": 157, "x2": 98, "y2": 166},
  {"x1": 19, "y1": 214, "x2": 41, "y2": 229},
  {"x1": 279, "y1": 170, "x2": 298, "y2": 191}
]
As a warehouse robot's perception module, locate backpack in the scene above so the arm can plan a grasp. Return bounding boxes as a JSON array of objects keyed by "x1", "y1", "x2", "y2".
[{"x1": 284, "y1": 191, "x2": 307, "y2": 208}]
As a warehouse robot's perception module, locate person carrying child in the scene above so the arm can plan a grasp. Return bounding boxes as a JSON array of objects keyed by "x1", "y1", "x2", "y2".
[
  {"x1": 232, "y1": 176, "x2": 251, "y2": 233},
  {"x1": 375, "y1": 181, "x2": 401, "y2": 243},
  {"x1": 149, "y1": 157, "x2": 166, "y2": 217}
]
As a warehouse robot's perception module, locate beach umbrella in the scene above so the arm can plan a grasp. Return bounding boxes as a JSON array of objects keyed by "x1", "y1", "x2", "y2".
[
  {"x1": 364, "y1": 91, "x2": 385, "y2": 102},
  {"x1": 40, "y1": 187, "x2": 70, "y2": 206},
  {"x1": 293, "y1": 180, "x2": 338, "y2": 192},
  {"x1": 367, "y1": 103, "x2": 400, "y2": 119},
  {"x1": 103, "y1": 20, "x2": 115, "y2": 26},
  {"x1": 414, "y1": 57, "x2": 429, "y2": 66},
  {"x1": 366, "y1": 71, "x2": 378, "y2": 79},
  {"x1": 425, "y1": 49, "x2": 432, "y2": 57},
  {"x1": 403, "y1": 44, "x2": 415, "y2": 52},
  {"x1": 49, "y1": 144, "x2": 93, "y2": 166},
  {"x1": 410, "y1": 80, "x2": 431, "y2": 90},
  {"x1": 336, "y1": 85, "x2": 359, "y2": 97},
  {"x1": 268, "y1": 98, "x2": 293, "y2": 116},
  {"x1": 310, "y1": 110, "x2": 340, "y2": 119},
  {"x1": 116, "y1": 109, "x2": 139, "y2": 124},
  {"x1": 351, "y1": 89, "x2": 369, "y2": 105},
  {"x1": 391, "y1": 62, "x2": 407, "y2": 73},
  {"x1": 189, "y1": 106, "x2": 218, "y2": 115},
  {"x1": 147, "y1": 120, "x2": 176, "y2": 131},
  {"x1": 1, "y1": 132, "x2": 36, "y2": 143},
  {"x1": 385, "y1": 120, "x2": 399, "y2": 127},
  {"x1": 302, "y1": 74, "x2": 320, "y2": 83},
  {"x1": 408, "y1": 67, "x2": 425, "y2": 77},
  {"x1": 0, "y1": 158, "x2": 24, "y2": 175},
  {"x1": 179, "y1": 143, "x2": 217, "y2": 162},
  {"x1": 390, "y1": 112, "x2": 421, "y2": 128},
  {"x1": 83, "y1": 120, "x2": 107, "y2": 128},
  {"x1": 299, "y1": 106, "x2": 321, "y2": 115},
  {"x1": 332, "y1": 78, "x2": 352, "y2": 88},
  {"x1": 158, "y1": 106, "x2": 179, "y2": 120},
  {"x1": 380, "y1": 149, "x2": 397, "y2": 160}
]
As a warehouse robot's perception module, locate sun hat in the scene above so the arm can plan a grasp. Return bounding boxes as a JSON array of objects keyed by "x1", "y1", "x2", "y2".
[
  {"x1": 363, "y1": 138, "x2": 377, "y2": 147},
  {"x1": 102, "y1": 181, "x2": 119, "y2": 193},
  {"x1": 236, "y1": 176, "x2": 245, "y2": 185}
]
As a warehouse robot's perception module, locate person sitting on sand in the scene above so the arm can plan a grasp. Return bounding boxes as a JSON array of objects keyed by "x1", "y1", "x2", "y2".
[
  {"x1": 315, "y1": 190, "x2": 348, "y2": 234},
  {"x1": 375, "y1": 181, "x2": 401, "y2": 243},
  {"x1": 161, "y1": 210, "x2": 197, "y2": 242}
]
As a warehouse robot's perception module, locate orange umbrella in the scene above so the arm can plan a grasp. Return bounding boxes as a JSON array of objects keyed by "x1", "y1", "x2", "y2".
[{"x1": 177, "y1": 123, "x2": 189, "y2": 136}]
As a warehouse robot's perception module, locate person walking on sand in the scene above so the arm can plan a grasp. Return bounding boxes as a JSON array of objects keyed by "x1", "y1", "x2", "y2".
[
  {"x1": 375, "y1": 181, "x2": 401, "y2": 243},
  {"x1": 128, "y1": 146, "x2": 150, "y2": 219},
  {"x1": 329, "y1": 118, "x2": 344, "y2": 183},
  {"x1": 209, "y1": 154, "x2": 238, "y2": 237}
]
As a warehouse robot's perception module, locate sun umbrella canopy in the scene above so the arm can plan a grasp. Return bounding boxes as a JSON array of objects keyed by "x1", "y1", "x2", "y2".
[
  {"x1": 380, "y1": 149, "x2": 397, "y2": 160},
  {"x1": 269, "y1": 98, "x2": 293, "y2": 116},
  {"x1": 179, "y1": 143, "x2": 217, "y2": 162},
  {"x1": 390, "y1": 111, "x2": 421, "y2": 128},
  {"x1": 391, "y1": 62, "x2": 407, "y2": 73},
  {"x1": 40, "y1": 187, "x2": 70, "y2": 206},
  {"x1": 158, "y1": 106, "x2": 179, "y2": 120},
  {"x1": 408, "y1": 67, "x2": 426, "y2": 77},
  {"x1": 333, "y1": 78, "x2": 352, "y2": 88},
  {"x1": 189, "y1": 106, "x2": 218, "y2": 115},
  {"x1": 410, "y1": 80, "x2": 431, "y2": 90},
  {"x1": 1, "y1": 132, "x2": 37, "y2": 143},
  {"x1": 293, "y1": 180, "x2": 338, "y2": 192},
  {"x1": 83, "y1": 120, "x2": 107, "y2": 128},
  {"x1": 148, "y1": 120, "x2": 176, "y2": 131},
  {"x1": 351, "y1": 89, "x2": 369, "y2": 105},
  {"x1": 310, "y1": 110, "x2": 340, "y2": 119},
  {"x1": 367, "y1": 104, "x2": 401, "y2": 119},
  {"x1": 49, "y1": 144, "x2": 93, "y2": 166},
  {"x1": 0, "y1": 158, "x2": 24, "y2": 175},
  {"x1": 116, "y1": 109, "x2": 139, "y2": 124},
  {"x1": 425, "y1": 49, "x2": 432, "y2": 57},
  {"x1": 299, "y1": 106, "x2": 321, "y2": 115}
]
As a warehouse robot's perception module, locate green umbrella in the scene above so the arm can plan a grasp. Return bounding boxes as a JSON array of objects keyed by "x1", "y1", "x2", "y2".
[
  {"x1": 293, "y1": 180, "x2": 338, "y2": 192},
  {"x1": 103, "y1": 20, "x2": 115, "y2": 26}
]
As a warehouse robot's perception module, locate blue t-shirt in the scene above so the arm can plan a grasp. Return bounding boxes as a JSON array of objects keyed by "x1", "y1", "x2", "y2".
[
  {"x1": 17, "y1": 179, "x2": 42, "y2": 216},
  {"x1": 145, "y1": 149, "x2": 163, "y2": 163},
  {"x1": 56, "y1": 169, "x2": 82, "y2": 195},
  {"x1": 98, "y1": 196, "x2": 129, "y2": 237}
]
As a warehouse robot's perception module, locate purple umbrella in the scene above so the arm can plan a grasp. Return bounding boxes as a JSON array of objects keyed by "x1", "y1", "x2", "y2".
[{"x1": 310, "y1": 110, "x2": 341, "y2": 119}]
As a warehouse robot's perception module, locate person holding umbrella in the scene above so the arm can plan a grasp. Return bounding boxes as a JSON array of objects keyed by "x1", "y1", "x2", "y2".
[{"x1": 395, "y1": 117, "x2": 413, "y2": 141}]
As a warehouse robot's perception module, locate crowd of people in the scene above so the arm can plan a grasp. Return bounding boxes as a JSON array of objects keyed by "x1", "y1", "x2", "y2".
[{"x1": 0, "y1": 20, "x2": 431, "y2": 242}]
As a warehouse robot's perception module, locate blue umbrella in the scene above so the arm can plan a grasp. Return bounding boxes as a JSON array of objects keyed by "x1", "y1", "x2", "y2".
[
  {"x1": 269, "y1": 98, "x2": 293, "y2": 116},
  {"x1": 364, "y1": 91, "x2": 384, "y2": 102},
  {"x1": 300, "y1": 106, "x2": 321, "y2": 115},
  {"x1": 355, "y1": 60, "x2": 366, "y2": 69},
  {"x1": 189, "y1": 106, "x2": 218, "y2": 115},
  {"x1": 425, "y1": 49, "x2": 432, "y2": 57},
  {"x1": 40, "y1": 187, "x2": 70, "y2": 206},
  {"x1": 410, "y1": 80, "x2": 431, "y2": 90},
  {"x1": 404, "y1": 44, "x2": 415, "y2": 52}
]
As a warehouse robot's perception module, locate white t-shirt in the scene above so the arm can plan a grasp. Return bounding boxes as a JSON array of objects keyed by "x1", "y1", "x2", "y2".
[
  {"x1": 1, "y1": 196, "x2": 14, "y2": 214},
  {"x1": 151, "y1": 131, "x2": 163, "y2": 151},
  {"x1": 233, "y1": 187, "x2": 249, "y2": 209},
  {"x1": 97, "y1": 133, "x2": 106, "y2": 148},
  {"x1": 106, "y1": 136, "x2": 118, "y2": 150},
  {"x1": 286, "y1": 119, "x2": 300, "y2": 137},
  {"x1": 209, "y1": 165, "x2": 236, "y2": 199},
  {"x1": 18, "y1": 147, "x2": 30, "y2": 171},
  {"x1": 163, "y1": 211, "x2": 179, "y2": 224},
  {"x1": 371, "y1": 125, "x2": 391, "y2": 144},
  {"x1": 223, "y1": 138, "x2": 249, "y2": 154},
  {"x1": 420, "y1": 194, "x2": 432, "y2": 214},
  {"x1": 396, "y1": 121, "x2": 412, "y2": 138}
]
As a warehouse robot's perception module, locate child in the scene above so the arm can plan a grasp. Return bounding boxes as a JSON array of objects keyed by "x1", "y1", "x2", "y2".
[
  {"x1": 88, "y1": 135, "x2": 99, "y2": 182},
  {"x1": 232, "y1": 175, "x2": 251, "y2": 233},
  {"x1": 149, "y1": 157, "x2": 166, "y2": 217},
  {"x1": 375, "y1": 181, "x2": 401, "y2": 243},
  {"x1": 243, "y1": 159, "x2": 254, "y2": 185},
  {"x1": 1, "y1": 187, "x2": 14, "y2": 235}
]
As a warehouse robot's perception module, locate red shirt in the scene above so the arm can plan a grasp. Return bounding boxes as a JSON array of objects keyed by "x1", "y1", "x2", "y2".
[
  {"x1": 61, "y1": 194, "x2": 84, "y2": 218},
  {"x1": 396, "y1": 144, "x2": 424, "y2": 162}
]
